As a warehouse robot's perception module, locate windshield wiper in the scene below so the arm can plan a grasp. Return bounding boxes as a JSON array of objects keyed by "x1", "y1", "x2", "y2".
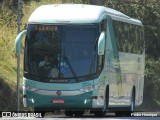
[{"x1": 64, "y1": 56, "x2": 79, "y2": 82}]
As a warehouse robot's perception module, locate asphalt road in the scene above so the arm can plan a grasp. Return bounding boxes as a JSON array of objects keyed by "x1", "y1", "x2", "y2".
[
  {"x1": 45, "y1": 112, "x2": 160, "y2": 119},
  {"x1": 1, "y1": 112, "x2": 159, "y2": 119}
]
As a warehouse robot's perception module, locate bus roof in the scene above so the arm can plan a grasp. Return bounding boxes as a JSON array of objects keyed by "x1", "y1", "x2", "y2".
[{"x1": 28, "y1": 4, "x2": 142, "y2": 26}]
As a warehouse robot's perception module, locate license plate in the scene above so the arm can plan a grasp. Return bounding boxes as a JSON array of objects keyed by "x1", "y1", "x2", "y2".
[{"x1": 52, "y1": 99, "x2": 65, "y2": 104}]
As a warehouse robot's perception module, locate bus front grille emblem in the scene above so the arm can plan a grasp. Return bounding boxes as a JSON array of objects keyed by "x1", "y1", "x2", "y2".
[{"x1": 56, "y1": 90, "x2": 61, "y2": 96}]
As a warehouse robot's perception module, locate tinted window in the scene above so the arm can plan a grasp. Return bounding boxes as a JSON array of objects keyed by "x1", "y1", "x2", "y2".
[
  {"x1": 113, "y1": 21, "x2": 144, "y2": 54},
  {"x1": 24, "y1": 24, "x2": 99, "y2": 83}
]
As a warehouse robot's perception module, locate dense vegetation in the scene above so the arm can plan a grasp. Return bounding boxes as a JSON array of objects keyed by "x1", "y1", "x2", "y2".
[{"x1": 0, "y1": 0, "x2": 160, "y2": 111}]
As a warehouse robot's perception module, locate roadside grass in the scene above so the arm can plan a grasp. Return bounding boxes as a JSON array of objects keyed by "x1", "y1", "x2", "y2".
[
  {"x1": 0, "y1": 25, "x2": 21, "y2": 111},
  {"x1": 0, "y1": 0, "x2": 61, "y2": 111}
]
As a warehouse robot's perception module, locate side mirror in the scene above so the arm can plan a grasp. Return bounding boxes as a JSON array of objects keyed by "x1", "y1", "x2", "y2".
[
  {"x1": 98, "y1": 32, "x2": 105, "y2": 55},
  {"x1": 15, "y1": 30, "x2": 27, "y2": 56},
  {"x1": 15, "y1": 30, "x2": 26, "y2": 111}
]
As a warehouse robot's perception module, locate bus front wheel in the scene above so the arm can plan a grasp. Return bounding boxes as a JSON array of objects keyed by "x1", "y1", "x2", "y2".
[
  {"x1": 65, "y1": 111, "x2": 73, "y2": 116},
  {"x1": 34, "y1": 107, "x2": 45, "y2": 118},
  {"x1": 94, "y1": 86, "x2": 109, "y2": 117},
  {"x1": 65, "y1": 111, "x2": 84, "y2": 117}
]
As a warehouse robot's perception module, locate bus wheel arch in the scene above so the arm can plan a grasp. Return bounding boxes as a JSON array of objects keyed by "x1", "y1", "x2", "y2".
[
  {"x1": 34, "y1": 107, "x2": 45, "y2": 118},
  {"x1": 65, "y1": 111, "x2": 74, "y2": 116},
  {"x1": 93, "y1": 85, "x2": 109, "y2": 117}
]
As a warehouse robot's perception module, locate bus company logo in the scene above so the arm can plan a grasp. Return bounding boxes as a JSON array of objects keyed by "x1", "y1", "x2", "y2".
[
  {"x1": 50, "y1": 79, "x2": 68, "y2": 83},
  {"x1": 56, "y1": 90, "x2": 61, "y2": 96},
  {"x1": 2, "y1": 112, "x2": 11, "y2": 118}
]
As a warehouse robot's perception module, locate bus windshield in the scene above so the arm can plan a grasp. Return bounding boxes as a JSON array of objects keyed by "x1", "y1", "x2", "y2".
[{"x1": 24, "y1": 24, "x2": 99, "y2": 83}]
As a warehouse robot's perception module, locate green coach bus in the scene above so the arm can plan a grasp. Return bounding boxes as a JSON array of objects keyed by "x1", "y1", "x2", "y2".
[{"x1": 15, "y1": 4, "x2": 145, "y2": 117}]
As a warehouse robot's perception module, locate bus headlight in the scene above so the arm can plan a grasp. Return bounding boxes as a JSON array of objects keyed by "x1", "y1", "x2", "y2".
[
  {"x1": 28, "y1": 98, "x2": 35, "y2": 103},
  {"x1": 79, "y1": 84, "x2": 99, "y2": 92},
  {"x1": 23, "y1": 84, "x2": 39, "y2": 92}
]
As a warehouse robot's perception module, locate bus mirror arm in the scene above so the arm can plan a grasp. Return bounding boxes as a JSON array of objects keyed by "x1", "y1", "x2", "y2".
[
  {"x1": 98, "y1": 32, "x2": 105, "y2": 55},
  {"x1": 15, "y1": 30, "x2": 27, "y2": 56},
  {"x1": 15, "y1": 30, "x2": 27, "y2": 111}
]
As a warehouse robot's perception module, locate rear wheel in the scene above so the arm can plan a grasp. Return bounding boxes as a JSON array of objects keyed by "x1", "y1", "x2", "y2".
[
  {"x1": 125, "y1": 90, "x2": 135, "y2": 116},
  {"x1": 65, "y1": 111, "x2": 84, "y2": 117},
  {"x1": 94, "y1": 110, "x2": 106, "y2": 117},
  {"x1": 115, "y1": 88, "x2": 135, "y2": 117},
  {"x1": 130, "y1": 89, "x2": 135, "y2": 112}
]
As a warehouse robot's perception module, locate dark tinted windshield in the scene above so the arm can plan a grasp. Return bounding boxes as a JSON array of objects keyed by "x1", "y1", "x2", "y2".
[{"x1": 24, "y1": 24, "x2": 99, "y2": 83}]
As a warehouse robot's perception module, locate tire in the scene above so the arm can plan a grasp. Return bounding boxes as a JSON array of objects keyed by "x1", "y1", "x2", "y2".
[
  {"x1": 34, "y1": 107, "x2": 45, "y2": 118},
  {"x1": 74, "y1": 111, "x2": 84, "y2": 117},
  {"x1": 130, "y1": 89, "x2": 135, "y2": 112},
  {"x1": 125, "y1": 91, "x2": 135, "y2": 116},
  {"x1": 65, "y1": 111, "x2": 74, "y2": 117},
  {"x1": 105, "y1": 86, "x2": 109, "y2": 109},
  {"x1": 94, "y1": 86, "x2": 109, "y2": 117},
  {"x1": 115, "y1": 88, "x2": 135, "y2": 117},
  {"x1": 115, "y1": 111, "x2": 124, "y2": 117},
  {"x1": 94, "y1": 110, "x2": 106, "y2": 117}
]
